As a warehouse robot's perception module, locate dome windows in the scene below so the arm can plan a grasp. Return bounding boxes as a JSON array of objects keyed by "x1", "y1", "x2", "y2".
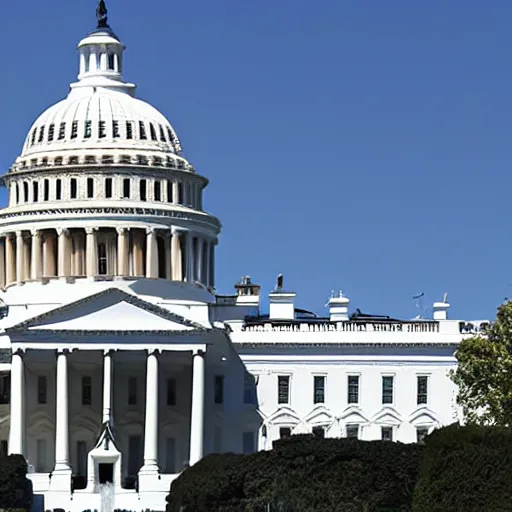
[
  {"x1": 150, "y1": 124, "x2": 157, "y2": 141},
  {"x1": 139, "y1": 121, "x2": 147, "y2": 140},
  {"x1": 87, "y1": 178, "x2": 94, "y2": 199},
  {"x1": 113, "y1": 120, "x2": 120, "y2": 138},
  {"x1": 99, "y1": 121, "x2": 106, "y2": 139},
  {"x1": 58, "y1": 123, "x2": 66, "y2": 140},
  {"x1": 126, "y1": 121, "x2": 134, "y2": 139},
  {"x1": 84, "y1": 121, "x2": 92, "y2": 139},
  {"x1": 38, "y1": 126, "x2": 45, "y2": 143},
  {"x1": 71, "y1": 121, "x2": 79, "y2": 139},
  {"x1": 48, "y1": 124, "x2": 55, "y2": 142},
  {"x1": 105, "y1": 178, "x2": 113, "y2": 198}
]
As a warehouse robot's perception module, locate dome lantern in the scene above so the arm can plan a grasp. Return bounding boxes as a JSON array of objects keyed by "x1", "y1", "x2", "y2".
[{"x1": 73, "y1": 1, "x2": 135, "y2": 96}]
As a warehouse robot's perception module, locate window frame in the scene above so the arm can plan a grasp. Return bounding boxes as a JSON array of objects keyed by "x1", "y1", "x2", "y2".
[
  {"x1": 313, "y1": 375, "x2": 325, "y2": 404},
  {"x1": 346, "y1": 423, "x2": 359, "y2": 439},
  {"x1": 277, "y1": 375, "x2": 291, "y2": 405},
  {"x1": 348, "y1": 374, "x2": 360, "y2": 404},
  {"x1": 81, "y1": 376, "x2": 92, "y2": 406},
  {"x1": 381, "y1": 426, "x2": 393, "y2": 442},
  {"x1": 417, "y1": 375, "x2": 429, "y2": 405},
  {"x1": 382, "y1": 375, "x2": 394, "y2": 405}
]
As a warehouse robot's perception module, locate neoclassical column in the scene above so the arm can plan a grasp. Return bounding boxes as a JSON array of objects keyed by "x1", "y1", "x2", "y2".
[
  {"x1": 186, "y1": 232, "x2": 194, "y2": 282},
  {"x1": 57, "y1": 228, "x2": 71, "y2": 278},
  {"x1": 22, "y1": 235, "x2": 30, "y2": 281},
  {"x1": 140, "y1": 349, "x2": 159, "y2": 474},
  {"x1": 197, "y1": 237, "x2": 204, "y2": 283},
  {"x1": 132, "y1": 229, "x2": 144, "y2": 276},
  {"x1": 146, "y1": 228, "x2": 158, "y2": 279},
  {"x1": 15, "y1": 231, "x2": 24, "y2": 284},
  {"x1": 86, "y1": 227, "x2": 97, "y2": 278},
  {"x1": 102, "y1": 350, "x2": 113, "y2": 425},
  {"x1": 171, "y1": 230, "x2": 183, "y2": 281},
  {"x1": 5, "y1": 234, "x2": 15, "y2": 285},
  {"x1": 172, "y1": 181, "x2": 179, "y2": 205},
  {"x1": 8, "y1": 349, "x2": 24, "y2": 455},
  {"x1": 31, "y1": 230, "x2": 42, "y2": 281},
  {"x1": 0, "y1": 237, "x2": 6, "y2": 288},
  {"x1": 117, "y1": 227, "x2": 129, "y2": 276},
  {"x1": 54, "y1": 350, "x2": 70, "y2": 472},
  {"x1": 189, "y1": 349, "x2": 205, "y2": 465}
]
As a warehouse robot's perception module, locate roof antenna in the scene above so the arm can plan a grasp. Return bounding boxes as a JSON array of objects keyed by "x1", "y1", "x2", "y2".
[{"x1": 96, "y1": 0, "x2": 110, "y2": 29}]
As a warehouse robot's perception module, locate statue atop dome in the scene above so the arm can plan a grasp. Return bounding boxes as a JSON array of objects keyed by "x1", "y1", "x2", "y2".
[{"x1": 96, "y1": 0, "x2": 109, "y2": 29}]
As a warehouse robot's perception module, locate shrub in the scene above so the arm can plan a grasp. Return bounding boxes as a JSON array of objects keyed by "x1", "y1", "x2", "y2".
[
  {"x1": 412, "y1": 423, "x2": 512, "y2": 512},
  {"x1": 0, "y1": 454, "x2": 32, "y2": 511}
]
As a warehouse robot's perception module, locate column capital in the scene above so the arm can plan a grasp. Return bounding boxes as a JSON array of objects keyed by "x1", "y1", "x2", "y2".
[
  {"x1": 56, "y1": 348, "x2": 71, "y2": 356},
  {"x1": 146, "y1": 227, "x2": 156, "y2": 235},
  {"x1": 56, "y1": 228, "x2": 69, "y2": 237},
  {"x1": 193, "y1": 348, "x2": 205, "y2": 357},
  {"x1": 12, "y1": 348, "x2": 25, "y2": 357},
  {"x1": 31, "y1": 229, "x2": 41, "y2": 238},
  {"x1": 116, "y1": 227, "x2": 128, "y2": 235},
  {"x1": 5, "y1": 233, "x2": 14, "y2": 241},
  {"x1": 172, "y1": 229, "x2": 184, "y2": 238},
  {"x1": 15, "y1": 231, "x2": 23, "y2": 239},
  {"x1": 147, "y1": 348, "x2": 161, "y2": 357},
  {"x1": 85, "y1": 227, "x2": 98, "y2": 235}
]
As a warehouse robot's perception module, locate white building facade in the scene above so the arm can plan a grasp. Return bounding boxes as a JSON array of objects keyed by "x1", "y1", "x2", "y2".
[{"x1": 0, "y1": 3, "x2": 483, "y2": 512}]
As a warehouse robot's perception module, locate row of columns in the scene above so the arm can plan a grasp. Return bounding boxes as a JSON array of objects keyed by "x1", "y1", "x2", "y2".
[
  {"x1": 8, "y1": 348, "x2": 206, "y2": 471},
  {"x1": 0, "y1": 227, "x2": 216, "y2": 288}
]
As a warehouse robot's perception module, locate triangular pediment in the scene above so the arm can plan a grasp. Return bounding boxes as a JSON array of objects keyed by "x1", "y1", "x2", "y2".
[
  {"x1": 372, "y1": 407, "x2": 403, "y2": 425},
  {"x1": 6, "y1": 287, "x2": 206, "y2": 334},
  {"x1": 304, "y1": 405, "x2": 334, "y2": 426},
  {"x1": 408, "y1": 406, "x2": 439, "y2": 426},
  {"x1": 339, "y1": 406, "x2": 369, "y2": 423},
  {"x1": 268, "y1": 407, "x2": 300, "y2": 426}
]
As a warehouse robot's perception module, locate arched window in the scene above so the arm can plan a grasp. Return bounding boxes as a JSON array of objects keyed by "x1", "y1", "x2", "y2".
[
  {"x1": 23, "y1": 182, "x2": 29, "y2": 202},
  {"x1": 70, "y1": 178, "x2": 78, "y2": 199},
  {"x1": 177, "y1": 182, "x2": 183, "y2": 204},
  {"x1": 149, "y1": 124, "x2": 157, "y2": 141},
  {"x1": 98, "y1": 243, "x2": 107, "y2": 275},
  {"x1": 154, "y1": 181, "x2": 161, "y2": 201},
  {"x1": 43, "y1": 180, "x2": 49, "y2": 201},
  {"x1": 167, "y1": 181, "x2": 173, "y2": 203},
  {"x1": 33, "y1": 181, "x2": 39, "y2": 202},
  {"x1": 108, "y1": 53, "x2": 115, "y2": 71},
  {"x1": 139, "y1": 180, "x2": 147, "y2": 201}
]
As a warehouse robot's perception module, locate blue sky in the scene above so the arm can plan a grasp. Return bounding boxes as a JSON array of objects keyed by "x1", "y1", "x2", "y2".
[{"x1": 1, "y1": 0, "x2": 511, "y2": 321}]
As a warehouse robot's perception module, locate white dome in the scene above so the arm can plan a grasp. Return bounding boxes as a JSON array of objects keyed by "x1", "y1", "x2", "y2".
[{"x1": 21, "y1": 87, "x2": 182, "y2": 158}]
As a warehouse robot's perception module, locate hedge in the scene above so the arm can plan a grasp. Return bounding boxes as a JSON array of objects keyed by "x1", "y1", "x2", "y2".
[
  {"x1": 166, "y1": 435, "x2": 423, "y2": 512},
  {"x1": 413, "y1": 423, "x2": 512, "y2": 512},
  {"x1": 0, "y1": 454, "x2": 32, "y2": 511}
]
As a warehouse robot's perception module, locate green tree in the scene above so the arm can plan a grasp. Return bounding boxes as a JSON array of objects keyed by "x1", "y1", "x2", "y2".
[{"x1": 451, "y1": 299, "x2": 512, "y2": 426}]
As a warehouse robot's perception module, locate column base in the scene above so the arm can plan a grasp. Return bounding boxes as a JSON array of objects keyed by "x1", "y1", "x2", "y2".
[
  {"x1": 50, "y1": 466, "x2": 72, "y2": 492},
  {"x1": 138, "y1": 464, "x2": 160, "y2": 493}
]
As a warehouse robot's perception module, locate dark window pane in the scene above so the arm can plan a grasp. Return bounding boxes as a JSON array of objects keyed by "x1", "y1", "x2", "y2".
[
  {"x1": 56, "y1": 179, "x2": 62, "y2": 200},
  {"x1": 70, "y1": 178, "x2": 77, "y2": 199},
  {"x1": 43, "y1": 179, "x2": 49, "y2": 201},
  {"x1": 348, "y1": 375, "x2": 359, "y2": 404},
  {"x1": 105, "y1": 178, "x2": 112, "y2": 198},
  {"x1": 346, "y1": 424, "x2": 359, "y2": 439},
  {"x1": 312, "y1": 426, "x2": 325, "y2": 438},
  {"x1": 139, "y1": 179, "x2": 147, "y2": 201},
  {"x1": 87, "y1": 178, "x2": 94, "y2": 198},
  {"x1": 381, "y1": 426, "x2": 393, "y2": 442},
  {"x1": 126, "y1": 121, "x2": 133, "y2": 139},
  {"x1": 84, "y1": 121, "x2": 92, "y2": 138},
  {"x1": 416, "y1": 427, "x2": 429, "y2": 444},
  {"x1": 154, "y1": 181, "x2": 161, "y2": 201},
  {"x1": 214, "y1": 375, "x2": 224, "y2": 404},
  {"x1": 112, "y1": 121, "x2": 120, "y2": 138},
  {"x1": 139, "y1": 121, "x2": 147, "y2": 140},
  {"x1": 382, "y1": 376, "x2": 394, "y2": 404},
  {"x1": 71, "y1": 121, "x2": 78, "y2": 139},
  {"x1": 0, "y1": 375, "x2": 10, "y2": 405},
  {"x1": 123, "y1": 178, "x2": 130, "y2": 198},
  {"x1": 82, "y1": 376, "x2": 92, "y2": 405},
  {"x1": 278, "y1": 376, "x2": 290, "y2": 404},
  {"x1": 279, "y1": 427, "x2": 291, "y2": 439},
  {"x1": 417, "y1": 376, "x2": 428, "y2": 405},
  {"x1": 314, "y1": 376, "x2": 325, "y2": 404},
  {"x1": 98, "y1": 121, "x2": 106, "y2": 138}
]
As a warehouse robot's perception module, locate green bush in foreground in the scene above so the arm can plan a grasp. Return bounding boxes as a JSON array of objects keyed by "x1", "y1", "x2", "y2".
[
  {"x1": 0, "y1": 454, "x2": 32, "y2": 511},
  {"x1": 413, "y1": 423, "x2": 512, "y2": 512}
]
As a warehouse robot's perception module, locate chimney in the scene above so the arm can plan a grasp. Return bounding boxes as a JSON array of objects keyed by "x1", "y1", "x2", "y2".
[
  {"x1": 433, "y1": 293, "x2": 450, "y2": 320},
  {"x1": 234, "y1": 276, "x2": 261, "y2": 308},
  {"x1": 269, "y1": 274, "x2": 296, "y2": 320},
  {"x1": 328, "y1": 291, "x2": 350, "y2": 321}
]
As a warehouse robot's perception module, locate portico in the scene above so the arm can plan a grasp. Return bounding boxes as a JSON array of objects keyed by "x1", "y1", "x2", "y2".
[{"x1": 4, "y1": 287, "x2": 217, "y2": 500}]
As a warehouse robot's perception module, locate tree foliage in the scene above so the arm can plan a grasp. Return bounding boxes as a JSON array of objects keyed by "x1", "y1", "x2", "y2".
[
  {"x1": 0, "y1": 454, "x2": 32, "y2": 511},
  {"x1": 413, "y1": 423, "x2": 512, "y2": 512},
  {"x1": 451, "y1": 299, "x2": 512, "y2": 426},
  {"x1": 166, "y1": 436, "x2": 423, "y2": 512}
]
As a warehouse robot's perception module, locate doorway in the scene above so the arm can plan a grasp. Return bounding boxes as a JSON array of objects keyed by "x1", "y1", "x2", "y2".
[{"x1": 98, "y1": 463, "x2": 114, "y2": 484}]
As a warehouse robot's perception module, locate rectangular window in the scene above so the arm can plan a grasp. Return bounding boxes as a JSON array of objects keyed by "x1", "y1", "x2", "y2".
[
  {"x1": 150, "y1": 123, "x2": 157, "y2": 141},
  {"x1": 98, "y1": 120, "x2": 106, "y2": 138},
  {"x1": 243, "y1": 373, "x2": 257, "y2": 405},
  {"x1": 165, "y1": 438, "x2": 176, "y2": 473},
  {"x1": 123, "y1": 178, "x2": 131, "y2": 198},
  {"x1": 0, "y1": 375, "x2": 10, "y2": 404},
  {"x1": 128, "y1": 377, "x2": 137, "y2": 405},
  {"x1": 56, "y1": 179, "x2": 62, "y2": 200},
  {"x1": 36, "y1": 439, "x2": 47, "y2": 472},
  {"x1": 154, "y1": 181, "x2": 161, "y2": 201},
  {"x1": 278, "y1": 375, "x2": 290, "y2": 405},
  {"x1": 105, "y1": 178, "x2": 112, "y2": 198},
  {"x1": 70, "y1": 178, "x2": 78, "y2": 199},
  {"x1": 382, "y1": 376, "x2": 394, "y2": 404},
  {"x1": 33, "y1": 181, "x2": 39, "y2": 202},
  {"x1": 348, "y1": 375, "x2": 359, "y2": 404},
  {"x1": 112, "y1": 120, "x2": 120, "y2": 138},
  {"x1": 87, "y1": 178, "x2": 94, "y2": 198},
  {"x1": 214, "y1": 375, "x2": 224, "y2": 404},
  {"x1": 77, "y1": 441, "x2": 87, "y2": 476},
  {"x1": 167, "y1": 378, "x2": 176, "y2": 406},
  {"x1": 84, "y1": 120, "x2": 92, "y2": 138},
  {"x1": 38, "y1": 126, "x2": 45, "y2": 143},
  {"x1": 381, "y1": 426, "x2": 393, "y2": 442},
  {"x1": 126, "y1": 121, "x2": 133, "y2": 139},
  {"x1": 58, "y1": 122, "x2": 66, "y2": 140},
  {"x1": 43, "y1": 179, "x2": 49, "y2": 201},
  {"x1": 416, "y1": 427, "x2": 429, "y2": 444},
  {"x1": 82, "y1": 376, "x2": 92, "y2": 406},
  {"x1": 139, "y1": 179, "x2": 147, "y2": 201},
  {"x1": 71, "y1": 121, "x2": 78, "y2": 139},
  {"x1": 37, "y1": 376, "x2": 47, "y2": 405},
  {"x1": 242, "y1": 432, "x2": 255, "y2": 454},
  {"x1": 417, "y1": 376, "x2": 428, "y2": 405},
  {"x1": 48, "y1": 124, "x2": 55, "y2": 142},
  {"x1": 314, "y1": 375, "x2": 325, "y2": 404},
  {"x1": 139, "y1": 121, "x2": 147, "y2": 140},
  {"x1": 159, "y1": 125, "x2": 167, "y2": 142},
  {"x1": 108, "y1": 53, "x2": 115, "y2": 70},
  {"x1": 280, "y1": 427, "x2": 291, "y2": 439},
  {"x1": 312, "y1": 426, "x2": 325, "y2": 438},
  {"x1": 177, "y1": 182, "x2": 183, "y2": 204},
  {"x1": 346, "y1": 424, "x2": 359, "y2": 439},
  {"x1": 167, "y1": 180, "x2": 173, "y2": 203}
]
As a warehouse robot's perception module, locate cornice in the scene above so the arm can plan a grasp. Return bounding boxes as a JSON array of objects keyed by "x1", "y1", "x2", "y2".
[{"x1": 232, "y1": 342, "x2": 459, "y2": 349}]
